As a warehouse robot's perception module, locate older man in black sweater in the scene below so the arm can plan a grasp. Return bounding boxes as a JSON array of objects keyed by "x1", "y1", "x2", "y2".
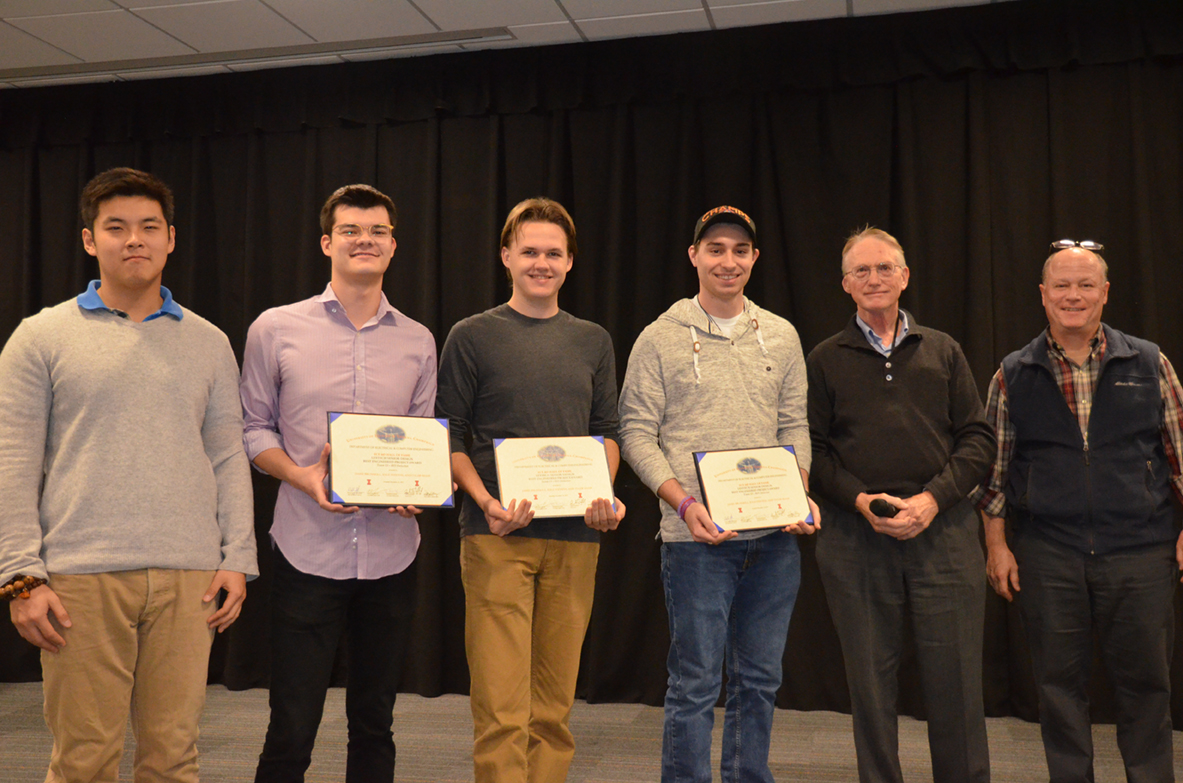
[{"x1": 806, "y1": 227, "x2": 995, "y2": 783}]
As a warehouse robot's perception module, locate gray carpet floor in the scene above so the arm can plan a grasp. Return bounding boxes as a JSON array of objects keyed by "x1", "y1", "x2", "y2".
[{"x1": 1, "y1": 682, "x2": 1179, "y2": 781}]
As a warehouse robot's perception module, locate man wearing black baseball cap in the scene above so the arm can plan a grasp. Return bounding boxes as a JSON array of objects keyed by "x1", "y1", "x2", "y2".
[
  {"x1": 619, "y1": 205, "x2": 818, "y2": 783},
  {"x1": 691, "y1": 204, "x2": 759, "y2": 246}
]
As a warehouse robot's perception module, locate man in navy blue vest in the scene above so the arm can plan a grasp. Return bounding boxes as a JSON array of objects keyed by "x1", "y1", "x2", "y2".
[{"x1": 972, "y1": 241, "x2": 1183, "y2": 783}]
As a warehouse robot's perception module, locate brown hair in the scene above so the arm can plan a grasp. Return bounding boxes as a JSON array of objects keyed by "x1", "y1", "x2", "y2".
[
  {"x1": 319, "y1": 184, "x2": 397, "y2": 236},
  {"x1": 499, "y1": 198, "x2": 578, "y2": 259},
  {"x1": 80, "y1": 168, "x2": 175, "y2": 231}
]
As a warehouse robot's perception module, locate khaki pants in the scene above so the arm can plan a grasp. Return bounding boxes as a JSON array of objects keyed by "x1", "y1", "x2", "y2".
[
  {"x1": 41, "y1": 569, "x2": 217, "y2": 783},
  {"x1": 461, "y1": 534, "x2": 599, "y2": 783}
]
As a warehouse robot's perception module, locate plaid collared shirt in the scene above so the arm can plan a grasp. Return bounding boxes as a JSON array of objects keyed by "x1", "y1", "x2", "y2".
[{"x1": 971, "y1": 328, "x2": 1183, "y2": 517}]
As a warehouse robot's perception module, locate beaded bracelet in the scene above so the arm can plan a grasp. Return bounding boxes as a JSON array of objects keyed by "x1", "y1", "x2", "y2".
[
  {"x1": 1, "y1": 575, "x2": 47, "y2": 602},
  {"x1": 677, "y1": 496, "x2": 697, "y2": 520}
]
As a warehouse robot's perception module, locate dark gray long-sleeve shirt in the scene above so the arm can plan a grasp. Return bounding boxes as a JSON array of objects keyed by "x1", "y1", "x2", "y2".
[{"x1": 436, "y1": 304, "x2": 619, "y2": 542}]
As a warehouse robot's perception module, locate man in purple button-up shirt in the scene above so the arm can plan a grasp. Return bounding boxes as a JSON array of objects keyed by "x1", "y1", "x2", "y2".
[{"x1": 240, "y1": 184, "x2": 436, "y2": 782}]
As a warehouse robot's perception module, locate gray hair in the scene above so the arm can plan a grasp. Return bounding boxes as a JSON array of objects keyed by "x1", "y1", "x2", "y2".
[{"x1": 841, "y1": 226, "x2": 906, "y2": 272}]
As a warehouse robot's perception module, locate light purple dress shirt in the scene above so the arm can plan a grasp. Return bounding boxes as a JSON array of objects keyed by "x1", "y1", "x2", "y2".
[{"x1": 240, "y1": 283, "x2": 437, "y2": 580}]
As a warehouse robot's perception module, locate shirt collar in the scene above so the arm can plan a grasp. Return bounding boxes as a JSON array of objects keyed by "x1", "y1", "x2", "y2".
[
  {"x1": 314, "y1": 282, "x2": 397, "y2": 327},
  {"x1": 1046, "y1": 325, "x2": 1105, "y2": 363},
  {"x1": 77, "y1": 280, "x2": 183, "y2": 321},
  {"x1": 855, "y1": 310, "x2": 909, "y2": 355}
]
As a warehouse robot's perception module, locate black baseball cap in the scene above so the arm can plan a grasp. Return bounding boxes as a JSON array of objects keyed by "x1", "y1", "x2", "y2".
[{"x1": 693, "y1": 205, "x2": 757, "y2": 247}]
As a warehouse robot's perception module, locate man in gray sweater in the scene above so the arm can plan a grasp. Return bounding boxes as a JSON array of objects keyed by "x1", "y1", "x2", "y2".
[
  {"x1": 618, "y1": 206, "x2": 819, "y2": 783},
  {"x1": 0, "y1": 168, "x2": 257, "y2": 783}
]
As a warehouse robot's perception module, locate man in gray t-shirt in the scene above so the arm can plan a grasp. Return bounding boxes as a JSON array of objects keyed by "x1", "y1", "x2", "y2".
[{"x1": 436, "y1": 198, "x2": 624, "y2": 783}]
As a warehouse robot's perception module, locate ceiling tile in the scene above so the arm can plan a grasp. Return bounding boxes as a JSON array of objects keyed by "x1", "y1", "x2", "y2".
[
  {"x1": 261, "y1": 0, "x2": 437, "y2": 42},
  {"x1": 577, "y1": 8, "x2": 709, "y2": 40},
  {"x1": 0, "y1": 22, "x2": 81, "y2": 68},
  {"x1": 0, "y1": 0, "x2": 115, "y2": 16},
  {"x1": 9, "y1": 10, "x2": 194, "y2": 61},
  {"x1": 563, "y1": 0, "x2": 698, "y2": 19},
  {"x1": 412, "y1": 0, "x2": 565, "y2": 31},
  {"x1": 134, "y1": 0, "x2": 314, "y2": 53},
  {"x1": 852, "y1": 0, "x2": 987, "y2": 14},
  {"x1": 0, "y1": 0, "x2": 1020, "y2": 83},
  {"x1": 711, "y1": 0, "x2": 848, "y2": 26},
  {"x1": 507, "y1": 20, "x2": 581, "y2": 45}
]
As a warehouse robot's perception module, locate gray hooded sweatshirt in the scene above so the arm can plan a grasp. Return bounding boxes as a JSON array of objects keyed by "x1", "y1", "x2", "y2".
[{"x1": 618, "y1": 297, "x2": 811, "y2": 543}]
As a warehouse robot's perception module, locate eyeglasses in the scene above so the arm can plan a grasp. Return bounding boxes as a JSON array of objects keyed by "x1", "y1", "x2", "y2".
[
  {"x1": 1049, "y1": 239, "x2": 1103, "y2": 255},
  {"x1": 843, "y1": 262, "x2": 901, "y2": 281},
  {"x1": 333, "y1": 224, "x2": 393, "y2": 240}
]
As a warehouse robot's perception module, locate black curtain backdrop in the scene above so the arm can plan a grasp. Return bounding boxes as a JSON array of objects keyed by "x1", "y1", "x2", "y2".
[{"x1": 2, "y1": 0, "x2": 1182, "y2": 729}]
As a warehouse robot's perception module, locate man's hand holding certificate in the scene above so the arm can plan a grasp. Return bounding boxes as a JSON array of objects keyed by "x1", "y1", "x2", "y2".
[
  {"x1": 693, "y1": 445, "x2": 816, "y2": 533},
  {"x1": 327, "y1": 413, "x2": 454, "y2": 508},
  {"x1": 493, "y1": 436, "x2": 618, "y2": 520}
]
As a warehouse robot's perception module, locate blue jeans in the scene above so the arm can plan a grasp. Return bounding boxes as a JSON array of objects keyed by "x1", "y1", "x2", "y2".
[{"x1": 660, "y1": 531, "x2": 802, "y2": 783}]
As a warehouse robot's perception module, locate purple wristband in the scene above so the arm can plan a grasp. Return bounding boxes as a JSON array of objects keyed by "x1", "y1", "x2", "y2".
[{"x1": 677, "y1": 497, "x2": 697, "y2": 520}]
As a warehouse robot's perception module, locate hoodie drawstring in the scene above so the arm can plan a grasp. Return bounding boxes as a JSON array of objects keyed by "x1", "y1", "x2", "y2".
[
  {"x1": 690, "y1": 310, "x2": 768, "y2": 384},
  {"x1": 751, "y1": 317, "x2": 769, "y2": 357}
]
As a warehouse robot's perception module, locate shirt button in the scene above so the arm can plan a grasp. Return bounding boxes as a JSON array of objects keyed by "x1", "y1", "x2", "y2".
[
  {"x1": 331, "y1": 307, "x2": 337, "y2": 313},
  {"x1": 885, "y1": 362, "x2": 892, "y2": 369},
  {"x1": 886, "y1": 374, "x2": 893, "y2": 381}
]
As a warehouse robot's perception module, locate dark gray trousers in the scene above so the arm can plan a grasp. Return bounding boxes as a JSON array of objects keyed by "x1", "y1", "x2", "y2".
[
  {"x1": 816, "y1": 498, "x2": 990, "y2": 783},
  {"x1": 1014, "y1": 532, "x2": 1176, "y2": 783}
]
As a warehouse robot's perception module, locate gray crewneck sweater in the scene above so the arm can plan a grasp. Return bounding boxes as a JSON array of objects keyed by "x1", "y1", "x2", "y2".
[
  {"x1": 0, "y1": 299, "x2": 257, "y2": 582},
  {"x1": 619, "y1": 297, "x2": 811, "y2": 543}
]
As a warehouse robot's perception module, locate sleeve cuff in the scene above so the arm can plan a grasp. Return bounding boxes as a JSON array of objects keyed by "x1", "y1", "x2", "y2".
[
  {"x1": 218, "y1": 552, "x2": 260, "y2": 579},
  {"x1": 243, "y1": 430, "x2": 284, "y2": 463}
]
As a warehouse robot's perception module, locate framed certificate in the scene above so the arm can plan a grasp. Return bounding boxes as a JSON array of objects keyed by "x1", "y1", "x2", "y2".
[
  {"x1": 493, "y1": 436, "x2": 616, "y2": 519},
  {"x1": 327, "y1": 413, "x2": 454, "y2": 508},
  {"x1": 693, "y1": 445, "x2": 813, "y2": 532}
]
